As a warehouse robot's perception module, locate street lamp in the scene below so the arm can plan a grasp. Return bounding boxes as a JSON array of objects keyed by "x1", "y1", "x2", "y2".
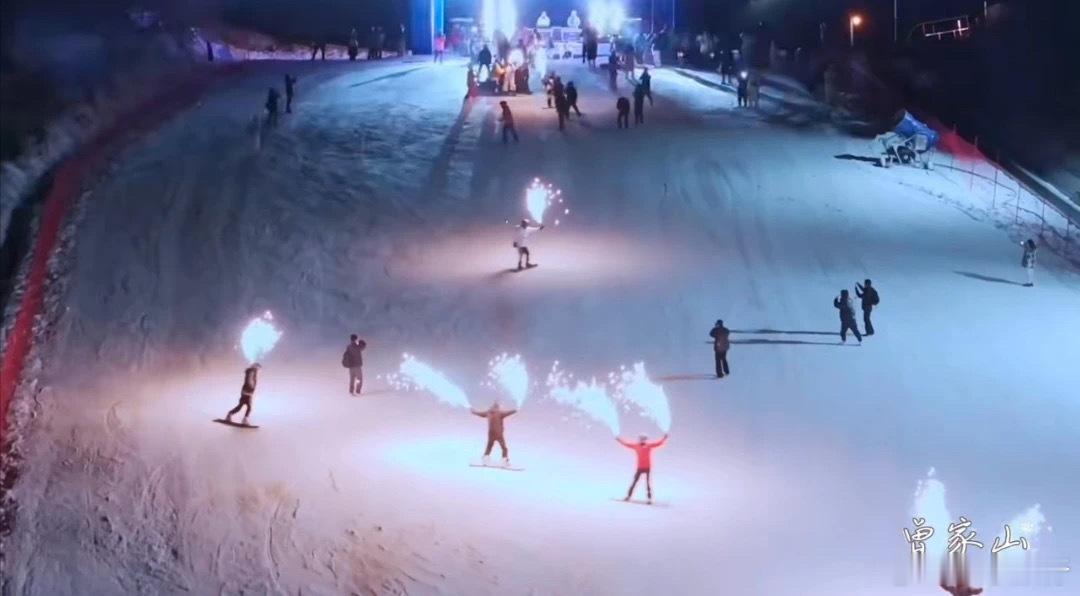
[{"x1": 849, "y1": 14, "x2": 863, "y2": 48}]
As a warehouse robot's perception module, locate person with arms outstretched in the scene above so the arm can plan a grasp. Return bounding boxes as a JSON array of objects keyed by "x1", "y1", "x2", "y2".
[
  {"x1": 616, "y1": 433, "x2": 668, "y2": 504},
  {"x1": 225, "y1": 363, "x2": 261, "y2": 426},
  {"x1": 471, "y1": 401, "x2": 517, "y2": 466}
]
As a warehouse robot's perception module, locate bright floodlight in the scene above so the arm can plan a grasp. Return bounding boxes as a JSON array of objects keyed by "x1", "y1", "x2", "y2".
[
  {"x1": 482, "y1": 0, "x2": 496, "y2": 39},
  {"x1": 589, "y1": 0, "x2": 625, "y2": 35},
  {"x1": 497, "y1": 0, "x2": 517, "y2": 37},
  {"x1": 851, "y1": 14, "x2": 863, "y2": 26}
]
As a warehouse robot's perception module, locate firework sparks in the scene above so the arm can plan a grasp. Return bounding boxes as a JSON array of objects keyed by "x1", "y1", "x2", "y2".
[
  {"x1": 391, "y1": 354, "x2": 470, "y2": 409},
  {"x1": 524, "y1": 178, "x2": 565, "y2": 225},
  {"x1": 611, "y1": 362, "x2": 671, "y2": 432},
  {"x1": 545, "y1": 362, "x2": 620, "y2": 435},
  {"x1": 486, "y1": 353, "x2": 529, "y2": 408},
  {"x1": 239, "y1": 311, "x2": 281, "y2": 364}
]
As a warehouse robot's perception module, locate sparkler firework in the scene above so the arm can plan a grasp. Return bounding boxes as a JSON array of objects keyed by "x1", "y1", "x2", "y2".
[
  {"x1": 611, "y1": 362, "x2": 671, "y2": 432},
  {"x1": 524, "y1": 178, "x2": 567, "y2": 226},
  {"x1": 545, "y1": 362, "x2": 620, "y2": 435},
  {"x1": 392, "y1": 354, "x2": 470, "y2": 409},
  {"x1": 240, "y1": 311, "x2": 282, "y2": 363},
  {"x1": 486, "y1": 353, "x2": 530, "y2": 408}
]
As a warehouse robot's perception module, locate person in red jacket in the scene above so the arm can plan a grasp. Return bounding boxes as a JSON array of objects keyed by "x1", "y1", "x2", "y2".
[{"x1": 616, "y1": 433, "x2": 669, "y2": 503}]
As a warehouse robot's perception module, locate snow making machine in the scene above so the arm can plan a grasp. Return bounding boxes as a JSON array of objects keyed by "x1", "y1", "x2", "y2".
[{"x1": 873, "y1": 110, "x2": 940, "y2": 169}]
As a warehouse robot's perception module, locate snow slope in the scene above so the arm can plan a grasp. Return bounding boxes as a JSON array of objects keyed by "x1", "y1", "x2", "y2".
[{"x1": 4, "y1": 57, "x2": 1079, "y2": 595}]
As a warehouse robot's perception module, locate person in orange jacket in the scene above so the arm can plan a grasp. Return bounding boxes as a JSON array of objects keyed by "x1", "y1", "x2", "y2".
[{"x1": 616, "y1": 433, "x2": 669, "y2": 503}]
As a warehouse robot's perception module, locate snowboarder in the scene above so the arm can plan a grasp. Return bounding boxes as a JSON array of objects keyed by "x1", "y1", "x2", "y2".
[
  {"x1": 834, "y1": 289, "x2": 862, "y2": 344},
  {"x1": 225, "y1": 363, "x2": 261, "y2": 426},
  {"x1": 737, "y1": 72, "x2": 749, "y2": 107},
  {"x1": 265, "y1": 88, "x2": 280, "y2": 127},
  {"x1": 616, "y1": 96, "x2": 630, "y2": 129},
  {"x1": 608, "y1": 49, "x2": 619, "y2": 90},
  {"x1": 341, "y1": 334, "x2": 367, "y2": 395},
  {"x1": 565, "y1": 81, "x2": 582, "y2": 116},
  {"x1": 709, "y1": 319, "x2": 731, "y2": 378},
  {"x1": 616, "y1": 434, "x2": 669, "y2": 504},
  {"x1": 639, "y1": 67, "x2": 653, "y2": 105},
  {"x1": 1020, "y1": 238, "x2": 1037, "y2": 286},
  {"x1": 284, "y1": 74, "x2": 296, "y2": 113},
  {"x1": 498, "y1": 101, "x2": 519, "y2": 143},
  {"x1": 477, "y1": 44, "x2": 493, "y2": 79},
  {"x1": 471, "y1": 401, "x2": 517, "y2": 466},
  {"x1": 513, "y1": 219, "x2": 544, "y2": 269},
  {"x1": 854, "y1": 279, "x2": 879, "y2": 336},
  {"x1": 633, "y1": 84, "x2": 646, "y2": 125}
]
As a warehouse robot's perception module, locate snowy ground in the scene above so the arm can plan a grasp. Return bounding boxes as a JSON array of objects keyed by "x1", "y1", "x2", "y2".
[{"x1": 4, "y1": 57, "x2": 1079, "y2": 595}]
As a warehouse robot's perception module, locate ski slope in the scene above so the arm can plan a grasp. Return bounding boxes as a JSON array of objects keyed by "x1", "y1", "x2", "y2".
[{"x1": 4, "y1": 57, "x2": 1079, "y2": 595}]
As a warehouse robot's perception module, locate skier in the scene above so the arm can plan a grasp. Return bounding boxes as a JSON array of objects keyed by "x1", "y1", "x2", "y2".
[
  {"x1": 341, "y1": 334, "x2": 367, "y2": 395},
  {"x1": 265, "y1": 87, "x2": 280, "y2": 127},
  {"x1": 709, "y1": 319, "x2": 731, "y2": 378},
  {"x1": 1020, "y1": 238, "x2": 1037, "y2": 286},
  {"x1": 616, "y1": 434, "x2": 669, "y2": 504},
  {"x1": 608, "y1": 48, "x2": 619, "y2": 90},
  {"x1": 284, "y1": 74, "x2": 296, "y2": 114},
  {"x1": 498, "y1": 101, "x2": 519, "y2": 144},
  {"x1": 737, "y1": 72, "x2": 749, "y2": 107},
  {"x1": 854, "y1": 279, "x2": 879, "y2": 336},
  {"x1": 639, "y1": 67, "x2": 653, "y2": 105},
  {"x1": 224, "y1": 363, "x2": 261, "y2": 426},
  {"x1": 513, "y1": 219, "x2": 544, "y2": 269},
  {"x1": 477, "y1": 44, "x2": 493, "y2": 79},
  {"x1": 565, "y1": 81, "x2": 582, "y2": 116},
  {"x1": 616, "y1": 96, "x2": 630, "y2": 129},
  {"x1": 632, "y1": 83, "x2": 646, "y2": 125},
  {"x1": 833, "y1": 289, "x2": 862, "y2": 344},
  {"x1": 471, "y1": 401, "x2": 517, "y2": 466}
]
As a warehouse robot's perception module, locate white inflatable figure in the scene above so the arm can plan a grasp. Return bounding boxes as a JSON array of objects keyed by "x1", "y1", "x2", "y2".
[
  {"x1": 567, "y1": 10, "x2": 581, "y2": 29},
  {"x1": 536, "y1": 11, "x2": 551, "y2": 28}
]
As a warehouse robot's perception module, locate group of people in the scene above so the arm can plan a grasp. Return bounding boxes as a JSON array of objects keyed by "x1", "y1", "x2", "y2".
[
  {"x1": 736, "y1": 70, "x2": 762, "y2": 108},
  {"x1": 250, "y1": 73, "x2": 298, "y2": 150},
  {"x1": 615, "y1": 68, "x2": 652, "y2": 128},
  {"x1": 834, "y1": 279, "x2": 881, "y2": 343},
  {"x1": 543, "y1": 73, "x2": 582, "y2": 130}
]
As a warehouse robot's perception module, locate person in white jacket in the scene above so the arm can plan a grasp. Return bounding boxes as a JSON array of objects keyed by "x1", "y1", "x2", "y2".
[{"x1": 513, "y1": 219, "x2": 544, "y2": 270}]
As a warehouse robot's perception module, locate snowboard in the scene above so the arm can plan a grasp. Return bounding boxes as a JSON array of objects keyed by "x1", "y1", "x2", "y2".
[
  {"x1": 213, "y1": 418, "x2": 260, "y2": 429},
  {"x1": 514, "y1": 263, "x2": 539, "y2": 272},
  {"x1": 470, "y1": 463, "x2": 525, "y2": 472},
  {"x1": 611, "y1": 497, "x2": 669, "y2": 508}
]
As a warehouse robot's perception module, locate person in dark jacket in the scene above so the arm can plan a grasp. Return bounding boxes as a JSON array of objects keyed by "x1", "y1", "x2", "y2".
[
  {"x1": 341, "y1": 334, "x2": 367, "y2": 395},
  {"x1": 639, "y1": 67, "x2": 653, "y2": 105},
  {"x1": 834, "y1": 289, "x2": 862, "y2": 344},
  {"x1": 284, "y1": 74, "x2": 297, "y2": 113},
  {"x1": 555, "y1": 88, "x2": 570, "y2": 130},
  {"x1": 608, "y1": 49, "x2": 619, "y2": 90},
  {"x1": 737, "y1": 71, "x2": 749, "y2": 107},
  {"x1": 477, "y1": 44, "x2": 493, "y2": 78},
  {"x1": 721, "y1": 50, "x2": 735, "y2": 84},
  {"x1": 616, "y1": 97, "x2": 630, "y2": 129},
  {"x1": 565, "y1": 81, "x2": 582, "y2": 116},
  {"x1": 709, "y1": 319, "x2": 731, "y2": 378},
  {"x1": 1020, "y1": 238, "x2": 1037, "y2": 286},
  {"x1": 471, "y1": 401, "x2": 517, "y2": 466},
  {"x1": 854, "y1": 279, "x2": 879, "y2": 336},
  {"x1": 632, "y1": 84, "x2": 646, "y2": 125},
  {"x1": 499, "y1": 101, "x2": 519, "y2": 143},
  {"x1": 265, "y1": 88, "x2": 280, "y2": 127},
  {"x1": 225, "y1": 363, "x2": 261, "y2": 425}
]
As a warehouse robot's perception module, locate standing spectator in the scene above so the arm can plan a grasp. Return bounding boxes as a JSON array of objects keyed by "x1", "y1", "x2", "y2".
[
  {"x1": 608, "y1": 48, "x2": 619, "y2": 90},
  {"x1": 639, "y1": 67, "x2": 653, "y2": 105},
  {"x1": 478, "y1": 44, "x2": 493, "y2": 78},
  {"x1": 616, "y1": 97, "x2": 630, "y2": 129},
  {"x1": 555, "y1": 84, "x2": 570, "y2": 130},
  {"x1": 1020, "y1": 239, "x2": 1037, "y2": 286},
  {"x1": 341, "y1": 334, "x2": 367, "y2": 395},
  {"x1": 284, "y1": 74, "x2": 296, "y2": 113},
  {"x1": 565, "y1": 81, "x2": 582, "y2": 116},
  {"x1": 709, "y1": 319, "x2": 731, "y2": 378},
  {"x1": 747, "y1": 72, "x2": 761, "y2": 108},
  {"x1": 854, "y1": 279, "x2": 879, "y2": 336},
  {"x1": 833, "y1": 289, "x2": 862, "y2": 344},
  {"x1": 265, "y1": 88, "x2": 280, "y2": 127},
  {"x1": 348, "y1": 28, "x2": 359, "y2": 61},
  {"x1": 737, "y1": 71, "x2": 749, "y2": 107},
  {"x1": 633, "y1": 83, "x2": 646, "y2": 125}
]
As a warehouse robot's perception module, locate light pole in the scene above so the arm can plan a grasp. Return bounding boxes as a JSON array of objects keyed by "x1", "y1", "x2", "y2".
[
  {"x1": 894, "y1": 0, "x2": 898, "y2": 43},
  {"x1": 849, "y1": 14, "x2": 862, "y2": 48}
]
